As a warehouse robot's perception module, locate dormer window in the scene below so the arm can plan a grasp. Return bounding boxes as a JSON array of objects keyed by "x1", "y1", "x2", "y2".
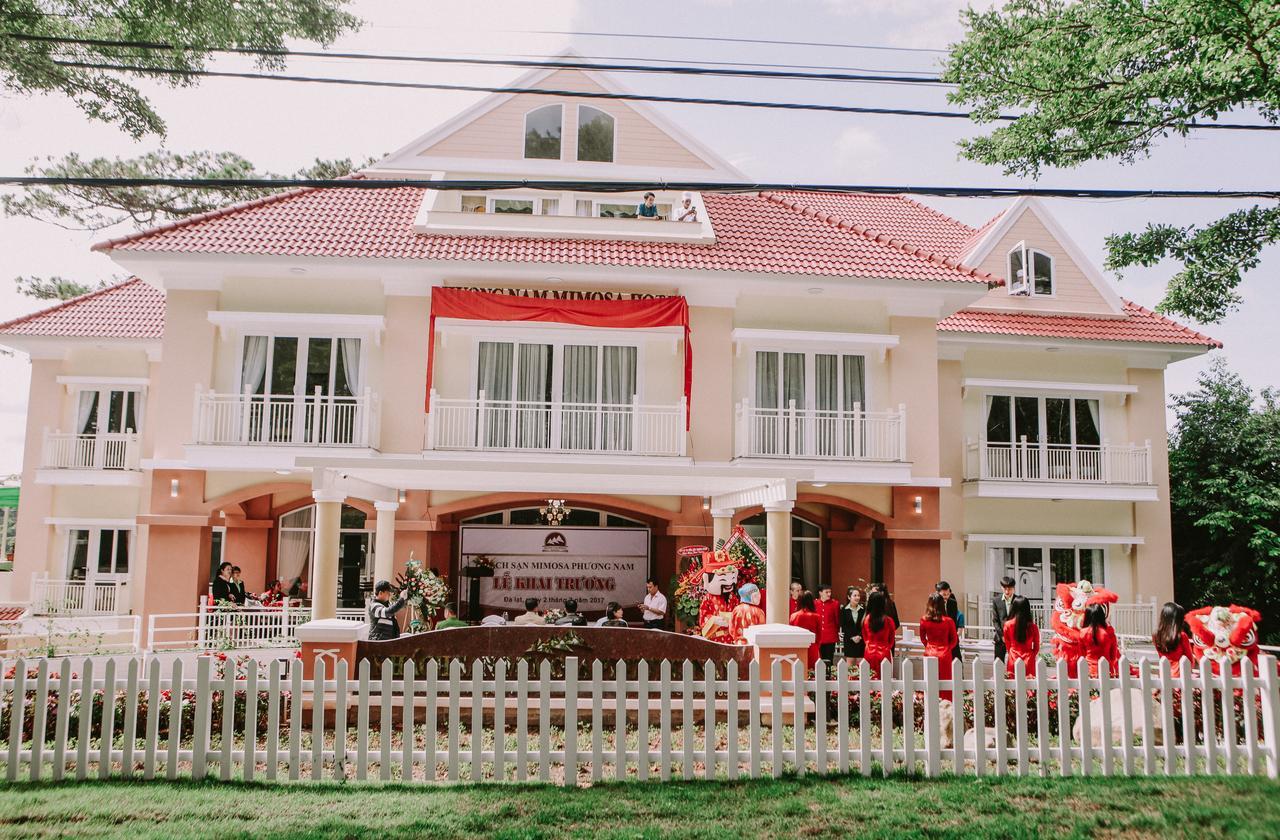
[
  {"x1": 523, "y1": 105, "x2": 563, "y2": 160},
  {"x1": 1007, "y1": 241, "x2": 1054, "y2": 296},
  {"x1": 577, "y1": 105, "x2": 615, "y2": 162}
]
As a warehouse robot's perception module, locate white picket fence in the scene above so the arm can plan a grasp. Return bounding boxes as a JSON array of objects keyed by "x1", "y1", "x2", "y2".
[{"x1": 2, "y1": 654, "x2": 1277, "y2": 785}]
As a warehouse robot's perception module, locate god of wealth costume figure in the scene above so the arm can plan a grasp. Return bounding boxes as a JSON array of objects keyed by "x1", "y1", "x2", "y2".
[
  {"x1": 1050, "y1": 580, "x2": 1118, "y2": 678},
  {"x1": 1187, "y1": 604, "x2": 1262, "y2": 677},
  {"x1": 698, "y1": 549, "x2": 740, "y2": 643},
  {"x1": 728, "y1": 582, "x2": 767, "y2": 645}
]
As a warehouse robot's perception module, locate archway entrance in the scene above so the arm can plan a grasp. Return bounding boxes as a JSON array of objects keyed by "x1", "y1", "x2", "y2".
[{"x1": 277, "y1": 503, "x2": 373, "y2": 608}]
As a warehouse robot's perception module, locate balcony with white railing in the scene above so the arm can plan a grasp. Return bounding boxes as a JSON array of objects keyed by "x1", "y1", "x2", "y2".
[
  {"x1": 192, "y1": 386, "x2": 379, "y2": 449},
  {"x1": 964, "y1": 437, "x2": 1156, "y2": 500},
  {"x1": 734, "y1": 400, "x2": 907, "y2": 463},
  {"x1": 40, "y1": 429, "x2": 140, "y2": 472},
  {"x1": 30, "y1": 574, "x2": 130, "y2": 616},
  {"x1": 426, "y1": 389, "x2": 687, "y2": 457}
]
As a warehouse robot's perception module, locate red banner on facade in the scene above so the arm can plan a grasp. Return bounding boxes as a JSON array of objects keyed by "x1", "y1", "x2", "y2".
[{"x1": 425, "y1": 287, "x2": 692, "y2": 427}]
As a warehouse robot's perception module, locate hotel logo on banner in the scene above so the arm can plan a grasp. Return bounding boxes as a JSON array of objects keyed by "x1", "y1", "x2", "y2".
[{"x1": 542, "y1": 532, "x2": 568, "y2": 552}]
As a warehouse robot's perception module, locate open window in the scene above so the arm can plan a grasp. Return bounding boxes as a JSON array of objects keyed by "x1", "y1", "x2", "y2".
[
  {"x1": 577, "y1": 105, "x2": 615, "y2": 162},
  {"x1": 1007, "y1": 241, "x2": 1054, "y2": 296},
  {"x1": 523, "y1": 104, "x2": 563, "y2": 160}
]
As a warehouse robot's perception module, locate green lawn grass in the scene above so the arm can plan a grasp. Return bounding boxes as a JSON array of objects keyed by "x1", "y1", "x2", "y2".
[{"x1": 2, "y1": 774, "x2": 1278, "y2": 839}]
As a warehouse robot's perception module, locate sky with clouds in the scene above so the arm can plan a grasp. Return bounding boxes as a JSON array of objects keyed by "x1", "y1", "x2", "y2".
[{"x1": 1, "y1": 0, "x2": 1275, "y2": 475}]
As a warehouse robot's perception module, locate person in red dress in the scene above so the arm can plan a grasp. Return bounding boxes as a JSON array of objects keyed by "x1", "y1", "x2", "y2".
[
  {"x1": 814, "y1": 583, "x2": 841, "y2": 671},
  {"x1": 919, "y1": 592, "x2": 959, "y2": 700},
  {"x1": 1002, "y1": 595, "x2": 1041, "y2": 678},
  {"x1": 788, "y1": 590, "x2": 822, "y2": 673},
  {"x1": 1152, "y1": 601, "x2": 1195, "y2": 677},
  {"x1": 788, "y1": 580, "x2": 803, "y2": 621},
  {"x1": 1080, "y1": 603, "x2": 1121, "y2": 678},
  {"x1": 861, "y1": 588, "x2": 897, "y2": 679}
]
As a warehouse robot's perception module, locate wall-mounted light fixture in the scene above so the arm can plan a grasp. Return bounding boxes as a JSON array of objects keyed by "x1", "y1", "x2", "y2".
[
  {"x1": 913, "y1": 495, "x2": 923, "y2": 515},
  {"x1": 170, "y1": 478, "x2": 180, "y2": 498},
  {"x1": 702, "y1": 496, "x2": 710, "y2": 511},
  {"x1": 398, "y1": 489, "x2": 407, "y2": 504}
]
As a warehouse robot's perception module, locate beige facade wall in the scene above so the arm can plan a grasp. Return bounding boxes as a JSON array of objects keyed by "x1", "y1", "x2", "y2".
[
  {"x1": 11, "y1": 358, "x2": 61, "y2": 595},
  {"x1": 419, "y1": 69, "x2": 711, "y2": 170},
  {"x1": 888, "y1": 316, "x2": 940, "y2": 475},
  {"x1": 1128, "y1": 366, "x2": 1174, "y2": 602},
  {"x1": 154, "y1": 290, "x2": 219, "y2": 459},
  {"x1": 689, "y1": 305, "x2": 734, "y2": 461},
  {"x1": 381, "y1": 295, "x2": 430, "y2": 454},
  {"x1": 971, "y1": 209, "x2": 1115, "y2": 315},
  {"x1": 937, "y1": 359, "x2": 966, "y2": 589}
]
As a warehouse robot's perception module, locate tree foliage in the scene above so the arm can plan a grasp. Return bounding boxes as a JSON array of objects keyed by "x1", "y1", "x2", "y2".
[
  {"x1": 1168, "y1": 360, "x2": 1280, "y2": 643},
  {"x1": 13, "y1": 275, "x2": 107, "y2": 300},
  {"x1": 2, "y1": 150, "x2": 379, "y2": 230},
  {"x1": 942, "y1": 0, "x2": 1280, "y2": 323},
  {"x1": 0, "y1": 0, "x2": 359, "y2": 139}
]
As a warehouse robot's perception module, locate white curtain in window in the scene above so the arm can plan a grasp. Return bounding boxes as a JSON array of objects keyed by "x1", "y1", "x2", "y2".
[
  {"x1": 754, "y1": 352, "x2": 778, "y2": 409},
  {"x1": 338, "y1": 338, "x2": 361, "y2": 396},
  {"x1": 76, "y1": 390, "x2": 98, "y2": 435},
  {"x1": 842, "y1": 355, "x2": 866, "y2": 409},
  {"x1": 241, "y1": 336, "x2": 269, "y2": 395},
  {"x1": 562, "y1": 345, "x2": 598, "y2": 451},
  {"x1": 516, "y1": 344, "x2": 551, "y2": 448},
  {"x1": 601, "y1": 346, "x2": 636, "y2": 405},
  {"x1": 477, "y1": 342, "x2": 514, "y2": 448},
  {"x1": 1084, "y1": 399, "x2": 1100, "y2": 441},
  {"x1": 277, "y1": 530, "x2": 312, "y2": 595}
]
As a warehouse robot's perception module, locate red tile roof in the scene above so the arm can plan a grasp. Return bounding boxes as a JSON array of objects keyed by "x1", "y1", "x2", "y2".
[
  {"x1": 0, "y1": 606, "x2": 28, "y2": 622},
  {"x1": 937, "y1": 301, "x2": 1221, "y2": 348},
  {"x1": 92, "y1": 187, "x2": 997, "y2": 283},
  {"x1": 0, "y1": 278, "x2": 163, "y2": 339}
]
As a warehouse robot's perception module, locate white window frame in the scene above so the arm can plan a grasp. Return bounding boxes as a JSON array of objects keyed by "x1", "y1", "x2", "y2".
[
  {"x1": 468, "y1": 334, "x2": 647, "y2": 407},
  {"x1": 982, "y1": 393, "x2": 1102, "y2": 447},
  {"x1": 63, "y1": 525, "x2": 134, "y2": 584},
  {"x1": 1007, "y1": 240, "x2": 1055, "y2": 297},
  {"x1": 748, "y1": 349, "x2": 873, "y2": 412},
  {"x1": 987, "y1": 543, "x2": 1106, "y2": 604},
  {"x1": 576, "y1": 197, "x2": 674, "y2": 220},
  {"x1": 522, "y1": 104, "x2": 564, "y2": 161},
  {"x1": 460, "y1": 194, "x2": 560, "y2": 216},
  {"x1": 0, "y1": 505, "x2": 16, "y2": 560},
  {"x1": 236, "y1": 333, "x2": 366, "y2": 399},
  {"x1": 278, "y1": 504, "x2": 374, "y2": 604},
  {"x1": 575, "y1": 104, "x2": 618, "y2": 163},
  {"x1": 67, "y1": 385, "x2": 146, "y2": 436}
]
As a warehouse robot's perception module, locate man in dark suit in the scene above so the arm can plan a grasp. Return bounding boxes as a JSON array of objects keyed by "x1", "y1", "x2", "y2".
[
  {"x1": 991, "y1": 576, "x2": 1017, "y2": 661},
  {"x1": 936, "y1": 580, "x2": 962, "y2": 663}
]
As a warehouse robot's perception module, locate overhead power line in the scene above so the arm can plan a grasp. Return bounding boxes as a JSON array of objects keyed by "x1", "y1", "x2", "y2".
[
  {"x1": 7, "y1": 33, "x2": 949, "y2": 85},
  {"x1": 3, "y1": 176, "x2": 1277, "y2": 200},
  {"x1": 41, "y1": 58, "x2": 1280, "y2": 131}
]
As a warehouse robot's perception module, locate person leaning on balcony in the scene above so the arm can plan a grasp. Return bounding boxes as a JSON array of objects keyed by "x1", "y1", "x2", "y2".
[
  {"x1": 1003, "y1": 595, "x2": 1040, "y2": 678},
  {"x1": 368, "y1": 580, "x2": 409, "y2": 641},
  {"x1": 512, "y1": 597, "x2": 544, "y2": 626},
  {"x1": 636, "y1": 192, "x2": 664, "y2": 220},
  {"x1": 211, "y1": 562, "x2": 234, "y2": 605},
  {"x1": 676, "y1": 191, "x2": 698, "y2": 222},
  {"x1": 991, "y1": 576, "x2": 1017, "y2": 661}
]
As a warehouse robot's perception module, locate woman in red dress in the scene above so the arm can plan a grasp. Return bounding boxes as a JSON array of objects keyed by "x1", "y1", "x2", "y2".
[
  {"x1": 1002, "y1": 595, "x2": 1041, "y2": 678},
  {"x1": 1080, "y1": 603, "x2": 1121, "y2": 678},
  {"x1": 861, "y1": 589, "x2": 897, "y2": 679},
  {"x1": 919, "y1": 592, "x2": 959, "y2": 699},
  {"x1": 788, "y1": 590, "x2": 822, "y2": 673},
  {"x1": 1152, "y1": 601, "x2": 1195, "y2": 677}
]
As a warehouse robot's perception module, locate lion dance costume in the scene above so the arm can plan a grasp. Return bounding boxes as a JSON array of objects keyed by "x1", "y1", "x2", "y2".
[
  {"x1": 698, "y1": 549, "x2": 740, "y2": 643},
  {"x1": 1186, "y1": 604, "x2": 1262, "y2": 676},
  {"x1": 1050, "y1": 580, "x2": 1118, "y2": 678}
]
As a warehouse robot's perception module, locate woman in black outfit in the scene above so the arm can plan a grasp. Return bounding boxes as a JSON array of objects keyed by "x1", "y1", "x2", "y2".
[{"x1": 839, "y1": 586, "x2": 866, "y2": 664}]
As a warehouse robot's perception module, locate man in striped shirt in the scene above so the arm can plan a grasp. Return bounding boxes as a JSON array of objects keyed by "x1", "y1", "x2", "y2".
[{"x1": 368, "y1": 580, "x2": 409, "y2": 640}]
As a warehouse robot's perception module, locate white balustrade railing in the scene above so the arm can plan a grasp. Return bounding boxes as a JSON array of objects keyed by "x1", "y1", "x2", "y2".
[
  {"x1": 146, "y1": 603, "x2": 366, "y2": 652},
  {"x1": 1, "y1": 653, "x2": 1277, "y2": 783},
  {"x1": 427, "y1": 389, "x2": 686, "y2": 456},
  {"x1": 966, "y1": 438, "x2": 1153, "y2": 485},
  {"x1": 40, "y1": 429, "x2": 140, "y2": 471},
  {"x1": 192, "y1": 386, "x2": 378, "y2": 448},
  {"x1": 30, "y1": 575, "x2": 130, "y2": 616},
  {"x1": 965, "y1": 594, "x2": 1160, "y2": 638},
  {"x1": 0, "y1": 614, "x2": 141, "y2": 657},
  {"x1": 734, "y1": 399, "x2": 907, "y2": 461}
]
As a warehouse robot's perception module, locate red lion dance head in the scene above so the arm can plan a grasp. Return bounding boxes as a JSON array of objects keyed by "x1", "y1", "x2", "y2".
[
  {"x1": 1051, "y1": 580, "x2": 1119, "y2": 633},
  {"x1": 1186, "y1": 605, "x2": 1262, "y2": 675}
]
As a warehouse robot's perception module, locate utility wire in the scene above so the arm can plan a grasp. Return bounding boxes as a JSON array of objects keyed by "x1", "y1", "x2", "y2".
[
  {"x1": 9, "y1": 33, "x2": 949, "y2": 84},
  {"x1": 42, "y1": 58, "x2": 1280, "y2": 131},
  {"x1": 3, "y1": 176, "x2": 1277, "y2": 200}
]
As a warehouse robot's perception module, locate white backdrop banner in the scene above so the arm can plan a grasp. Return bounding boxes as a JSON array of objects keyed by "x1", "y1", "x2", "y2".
[{"x1": 461, "y1": 526, "x2": 650, "y2": 613}]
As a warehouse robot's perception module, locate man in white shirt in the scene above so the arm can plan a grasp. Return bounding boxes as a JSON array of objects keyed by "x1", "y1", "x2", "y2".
[
  {"x1": 512, "y1": 597, "x2": 545, "y2": 625},
  {"x1": 638, "y1": 578, "x2": 668, "y2": 629}
]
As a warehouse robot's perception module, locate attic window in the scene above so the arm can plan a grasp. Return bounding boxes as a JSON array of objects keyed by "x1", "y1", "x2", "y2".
[
  {"x1": 524, "y1": 105, "x2": 563, "y2": 160},
  {"x1": 577, "y1": 106, "x2": 615, "y2": 162},
  {"x1": 1007, "y1": 241, "x2": 1054, "y2": 296}
]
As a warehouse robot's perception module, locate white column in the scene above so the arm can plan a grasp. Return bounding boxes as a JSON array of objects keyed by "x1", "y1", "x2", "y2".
[
  {"x1": 373, "y1": 500, "x2": 399, "y2": 585},
  {"x1": 712, "y1": 509, "x2": 735, "y2": 548},
  {"x1": 311, "y1": 489, "x2": 345, "y2": 621},
  {"x1": 764, "y1": 500, "x2": 794, "y2": 622}
]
